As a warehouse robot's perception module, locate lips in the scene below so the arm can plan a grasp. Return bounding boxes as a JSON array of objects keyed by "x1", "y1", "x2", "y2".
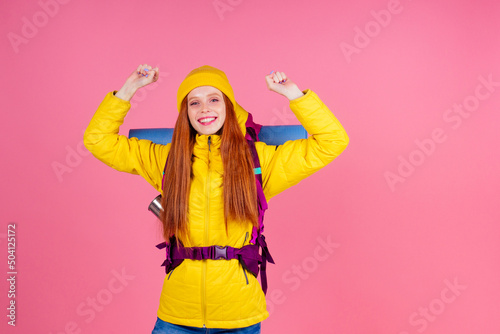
[{"x1": 198, "y1": 117, "x2": 217, "y2": 125}]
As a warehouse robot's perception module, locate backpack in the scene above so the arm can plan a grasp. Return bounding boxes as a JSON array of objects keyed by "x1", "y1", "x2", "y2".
[{"x1": 154, "y1": 113, "x2": 275, "y2": 295}]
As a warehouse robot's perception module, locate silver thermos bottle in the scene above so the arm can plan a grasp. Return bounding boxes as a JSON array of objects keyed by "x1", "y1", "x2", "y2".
[{"x1": 148, "y1": 194, "x2": 163, "y2": 219}]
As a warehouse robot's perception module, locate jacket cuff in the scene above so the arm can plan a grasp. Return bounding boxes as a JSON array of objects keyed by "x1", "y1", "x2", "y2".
[
  {"x1": 289, "y1": 89, "x2": 314, "y2": 106},
  {"x1": 109, "y1": 90, "x2": 132, "y2": 107},
  {"x1": 289, "y1": 89, "x2": 326, "y2": 110}
]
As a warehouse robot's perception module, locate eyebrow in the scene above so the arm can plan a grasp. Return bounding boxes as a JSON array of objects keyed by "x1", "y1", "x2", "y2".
[{"x1": 188, "y1": 92, "x2": 222, "y2": 101}]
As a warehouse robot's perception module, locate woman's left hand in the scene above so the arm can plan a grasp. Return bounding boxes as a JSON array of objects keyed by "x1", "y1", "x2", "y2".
[{"x1": 265, "y1": 71, "x2": 304, "y2": 100}]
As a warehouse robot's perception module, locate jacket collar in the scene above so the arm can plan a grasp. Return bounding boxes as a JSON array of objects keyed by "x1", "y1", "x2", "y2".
[
  {"x1": 193, "y1": 102, "x2": 250, "y2": 148},
  {"x1": 195, "y1": 133, "x2": 221, "y2": 149}
]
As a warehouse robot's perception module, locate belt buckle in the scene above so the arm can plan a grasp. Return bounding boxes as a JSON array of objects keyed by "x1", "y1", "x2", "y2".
[{"x1": 214, "y1": 246, "x2": 228, "y2": 260}]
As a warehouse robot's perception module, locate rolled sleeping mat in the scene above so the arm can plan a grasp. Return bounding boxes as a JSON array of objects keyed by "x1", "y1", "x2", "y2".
[{"x1": 129, "y1": 125, "x2": 308, "y2": 146}]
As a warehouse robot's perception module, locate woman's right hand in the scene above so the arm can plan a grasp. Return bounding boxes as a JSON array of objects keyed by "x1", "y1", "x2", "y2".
[{"x1": 115, "y1": 64, "x2": 160, "y2": 101}]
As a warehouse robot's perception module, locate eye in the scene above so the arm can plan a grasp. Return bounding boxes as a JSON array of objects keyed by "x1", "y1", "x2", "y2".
[
  {"x1": 210, "y1": 98, "x2": 219, "y2": 103},
  {"x1": 189, "y1": 101, "x2": 199, "y2": 106}
]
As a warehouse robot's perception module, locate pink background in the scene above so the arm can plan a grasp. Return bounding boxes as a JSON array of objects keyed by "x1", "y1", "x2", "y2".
[{"x1": 1, "y1": 0, "x2": 499, "y2": 333}]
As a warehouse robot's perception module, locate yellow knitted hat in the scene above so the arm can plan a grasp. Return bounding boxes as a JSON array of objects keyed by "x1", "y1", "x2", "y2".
[{"x1": 176, "y1": 65, "x2": 236, "y2": 112}]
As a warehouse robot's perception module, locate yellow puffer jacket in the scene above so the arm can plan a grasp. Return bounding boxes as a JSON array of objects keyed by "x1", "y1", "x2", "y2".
[{"x1": 83, "y1": 88, "x2": 349, "y2": 329}]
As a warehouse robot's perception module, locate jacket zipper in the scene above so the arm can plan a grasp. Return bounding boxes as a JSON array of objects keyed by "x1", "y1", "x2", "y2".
[
  {"x1": 167, "y1": 268, "x2": 175, "y2": 280},
  {"x1": 202, "y1": 135, "x2": 211, "y2": 328}
]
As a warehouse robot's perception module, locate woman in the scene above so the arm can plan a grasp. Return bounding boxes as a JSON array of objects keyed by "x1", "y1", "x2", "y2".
[{"x1": 83, "y1": 64, "x2": 349, "y2": 333}]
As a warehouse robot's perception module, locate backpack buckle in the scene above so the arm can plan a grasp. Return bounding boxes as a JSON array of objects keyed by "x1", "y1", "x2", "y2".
[{"x1": 214, "y1": 245, "x2": 228, "y2": 260}]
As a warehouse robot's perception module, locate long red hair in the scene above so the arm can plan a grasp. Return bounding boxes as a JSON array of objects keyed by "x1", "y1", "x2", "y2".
[{"x1": 159, "y1": 93, "x2": 259, "y2": 246}]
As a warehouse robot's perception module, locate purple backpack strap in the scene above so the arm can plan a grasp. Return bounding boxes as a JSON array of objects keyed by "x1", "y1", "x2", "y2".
[
  {"x1": 245, "y1": 113, "x2": 269, "y2": 244},
  {"x1": 155, "y1": 235, "x2": 184, "y2": 274},
  {"x1": 156, "y1": 235, "x2": 274, "y2": 295},
  {"x1": 256, "y1": 234, "x2": 274, "y2": 294},
  {"x1": 245, "y1": 113, "x2": 274, "y2": 295}
]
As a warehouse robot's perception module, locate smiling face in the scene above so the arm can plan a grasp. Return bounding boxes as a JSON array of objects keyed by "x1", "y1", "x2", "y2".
[{"x1": 187, "y1": 86, "x2": 226, "y2": 135}]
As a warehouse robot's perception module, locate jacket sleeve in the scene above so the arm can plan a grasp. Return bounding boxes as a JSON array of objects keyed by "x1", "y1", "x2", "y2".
[
  {"x1": 255, "y1": 89, "x2": 349, "y2": 201},
  {"x1": 83, "y1": 91, "x2": 169, "y2": 192}
]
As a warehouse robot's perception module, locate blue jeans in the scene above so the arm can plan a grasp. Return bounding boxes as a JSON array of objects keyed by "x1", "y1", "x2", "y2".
[{"x1": 151, "y1": 317, "x2": 261, "y2": 334}]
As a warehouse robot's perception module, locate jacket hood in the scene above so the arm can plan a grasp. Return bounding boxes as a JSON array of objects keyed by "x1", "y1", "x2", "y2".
[{"x1": 234, "y1": 102, "x2": 250, "y2": 137}]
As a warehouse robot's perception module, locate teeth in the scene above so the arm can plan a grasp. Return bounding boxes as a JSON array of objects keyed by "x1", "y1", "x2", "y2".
[{"x1": 199, "y1": 117, "x2": 216, "y2": 123}]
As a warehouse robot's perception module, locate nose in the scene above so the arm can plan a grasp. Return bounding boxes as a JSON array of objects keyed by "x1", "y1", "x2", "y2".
[{"x1": 200, "y1": 101, "x2": 210, "y2": 113}]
